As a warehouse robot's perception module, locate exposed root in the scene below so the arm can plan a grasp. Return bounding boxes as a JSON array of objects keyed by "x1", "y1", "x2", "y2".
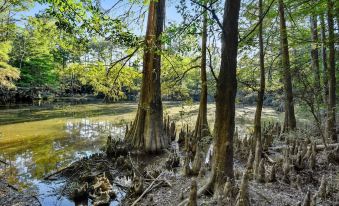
[
  {"x1": 235, "y1": 170, "x2": 250, "y2": 206},
  {"x1": 187, "y1": 179, "x2": 197, "y2": 206}
]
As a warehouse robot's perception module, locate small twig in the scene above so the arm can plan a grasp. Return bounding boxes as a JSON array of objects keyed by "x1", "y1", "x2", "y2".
[
  {"x1": 0, "y1": 158, "x2": 9, "y2": 165},
  {"x1": 131, "y1": 173, "x2": 164, "y2": 206},
  {"x1": 144, "y1": 178, "x2": 172, "y2": 187}
]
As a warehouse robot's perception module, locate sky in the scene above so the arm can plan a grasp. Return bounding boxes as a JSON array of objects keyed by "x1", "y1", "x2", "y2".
[{"x1": 15, "y1": 0, "x2": 183, "y2": 33}]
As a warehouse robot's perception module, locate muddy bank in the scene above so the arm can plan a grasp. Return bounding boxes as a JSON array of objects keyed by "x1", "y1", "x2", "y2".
[{"x1": 0, "y1": 180, "x2": 40, "y2": 206}]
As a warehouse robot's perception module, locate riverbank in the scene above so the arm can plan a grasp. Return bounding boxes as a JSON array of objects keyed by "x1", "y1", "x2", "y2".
[{"x1": 0, "y1": 179, "x2": 40, "y2": 206}]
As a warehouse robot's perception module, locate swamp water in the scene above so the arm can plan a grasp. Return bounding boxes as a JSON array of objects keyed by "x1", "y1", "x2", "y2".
[
  {"x1": 0, "y1": 101, "x2": 137, "y2": 206},
  {"x1": 0, "y1": 100, "x2": 280, "y2": 205}
]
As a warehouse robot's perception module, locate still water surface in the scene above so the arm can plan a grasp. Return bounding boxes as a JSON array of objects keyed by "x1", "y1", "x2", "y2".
[{"x1": 0, "y1": 101, "x2": 135, "y2": 205}]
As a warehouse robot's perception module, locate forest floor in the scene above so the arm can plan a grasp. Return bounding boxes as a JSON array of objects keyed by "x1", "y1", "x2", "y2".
[
  {"x1": 36, "y1": 131, "x2": 338, "y2": 206},
  {"x1": 0, "y1": 103, "x2": 338, "y2": 205}
]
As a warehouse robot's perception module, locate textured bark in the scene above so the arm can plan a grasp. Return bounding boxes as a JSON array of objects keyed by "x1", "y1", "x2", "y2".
[
  {"x1": 278, "y1": 0, "x2": 296, "y2": 132},
  {"x1": 193, "y1": 5, "x2": 211, "y2": 140},
  {"x1": 253, "y1": 0, "x2": 265, "y2": 177},
  {"x1": 326, "y1": 0, "x2": 337, "y2": 142},
  {"x1": 125, "y1": 0, "x2": 167, "y2": 152},
  {"x1": 320, "y1": 14, "x2": 329, "y2": 106},
  {"x1": 310, "y1": 14, "x2": 321, "y2": 93},
  {"x1": 208, "y1": 0, "x2": 240, "y2": 193}
]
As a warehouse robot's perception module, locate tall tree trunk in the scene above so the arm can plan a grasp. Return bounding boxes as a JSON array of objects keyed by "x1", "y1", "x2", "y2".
[
  {"x1": 254, "y1": 0, "x2": 265, "y2": 177},
  {"x1": 278, "y1": 0, "x2": 296, "y2": 132},
  {"x1": 310, "y1": 12, "x2": 322, "y2": 126},
  {"x1": 310, "y1": 14, "x2": 321, "y2": 95},
  {"x1": 125, "y1": 0, "x2": 167, "y2": 152},
  {"x1": 320, "y1": 14, "x2": 329, "y2": 106},
  {"x1": 207, "y1": 0, "x2": 240, "y2": 193},
  {"x1": 326, "y1": 0, "x2": 337, "y2": 142},
  {"x1": 193, "y1": 4, "x2": 210, "y2": 140}
]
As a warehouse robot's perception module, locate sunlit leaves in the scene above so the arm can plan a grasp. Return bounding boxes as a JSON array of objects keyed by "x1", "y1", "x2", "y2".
[
  {"x1": 60, "y1": 61, "x2": 141, "y2": 99},
  {"x1": 0, "y1": 41, "x2": 20, "y2": 89}
]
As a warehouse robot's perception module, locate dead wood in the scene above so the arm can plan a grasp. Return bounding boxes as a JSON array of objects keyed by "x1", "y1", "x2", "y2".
[{"x1": 131, "y1": 172, "x2": 164, "y2": 206}]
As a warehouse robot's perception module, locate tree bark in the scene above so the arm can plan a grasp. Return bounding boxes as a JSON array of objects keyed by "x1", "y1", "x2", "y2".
[
  {"x1": 125, "y1": 0, "x2": 167, "y2": 152},
  {"x1": 254, "y1": 0, "x2": 265, "y2": 177},
  {"x1": 320, "y1": 14, "x2": 328, "y2": 106},
  {"x1": 193, "y1": 3, "x2": 211, "y2": 140},
  {"x1": 310, "y1": 14, "x2": 321, "y2": 95},
  {"x1": 326, "y1": 0, "x2": 337, "y2": 142},
  {"x1": 208, "y1": 0, "x2": 241, "y2": 193},
  {"x1": 278, "y1": 0, "x2": 296, "y2": 132}
]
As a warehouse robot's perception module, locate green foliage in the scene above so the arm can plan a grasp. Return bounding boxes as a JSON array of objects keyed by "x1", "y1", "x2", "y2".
[
  {"x1": 37, "y1": 0, "x2": 139, "y2": 47},
  {"x1": 10, "y1": 17, "x2": 61, "y2": 87},
  {"x1": 0, "y1": 41, "x2": 20, "y2": 89},
  {"x1": 59, "y1": 60, "x2": 141, "y2": 99},
  {"x1": 162, "y1": 53, "x2": 200, "y2": 99}
]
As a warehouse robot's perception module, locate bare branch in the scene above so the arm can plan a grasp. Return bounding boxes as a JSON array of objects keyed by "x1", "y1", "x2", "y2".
[
  {"x1": 106, "y1": 46, "x2": 140, "y2": 76},
  {"x1": 207, "y1": 47, "x2": 218, "y2": 82}
]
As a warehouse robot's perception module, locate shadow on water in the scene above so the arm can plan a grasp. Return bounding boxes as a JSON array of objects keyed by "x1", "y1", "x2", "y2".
[{"x1": 0, "y1": 101, "x2": 130, "y2": 206}]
